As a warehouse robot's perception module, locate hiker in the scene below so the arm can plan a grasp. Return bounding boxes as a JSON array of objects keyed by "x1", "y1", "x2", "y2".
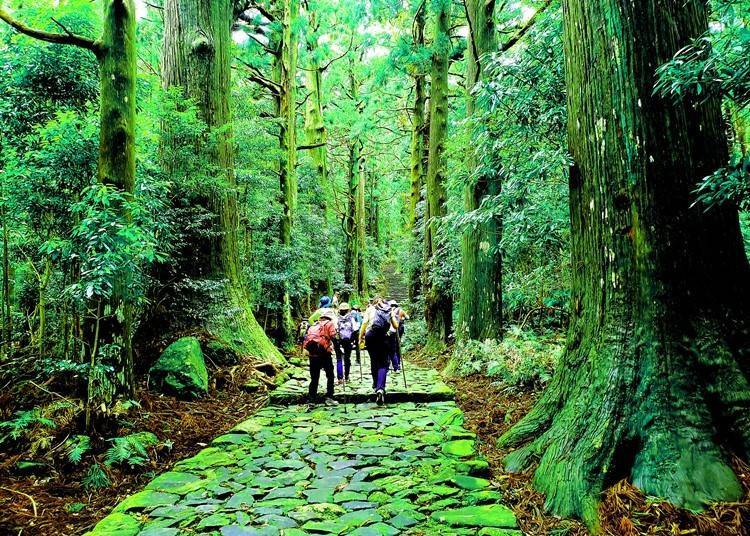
[
  {"x1": 302, "y1": 311, "x2": 339, "y2": 406},
  {"x1": 309, "y1": 295, "x2": 336, "y2": 323},
  {"x1": 359, "y1": 297, "x2": 399, "y2": 405},
  {"x1": 351, "y1": 303, "x2": 363, "y2": 364},
  {"x1": 309, "y1": 295, "x2": 342, "y2": 364},
  {"x1": 388, "y1": 300, "x2": 409, "y2": 371},
  {"x1": 336, "y1": 302, "x2": 359, "y2": 383},
  {"x1": 332, "y1": 291, "x2": 341, "y2": 309}
]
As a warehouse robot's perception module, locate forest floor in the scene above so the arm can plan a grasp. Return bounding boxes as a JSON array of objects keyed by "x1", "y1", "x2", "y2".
[
  {"x1": 0, "y1": 364, "x2": 269, "y2": 535},
  {"x1": 415, "y1": 349, "x2": 750, "y2": 536}
]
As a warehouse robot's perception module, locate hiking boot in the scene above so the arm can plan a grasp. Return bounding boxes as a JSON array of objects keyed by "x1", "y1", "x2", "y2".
[
  {"x1": 325, "y1": 397, "x2": 339, "y2": 407},
  {"x1": 375, "y1": 389, "x2": 385, "y2": 406}
]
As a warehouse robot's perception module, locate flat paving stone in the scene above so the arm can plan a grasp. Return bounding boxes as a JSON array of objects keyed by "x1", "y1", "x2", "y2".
[
  {"x1": 88, "y1": 360, "x2": 515, "y2": 535},
  {"x1": 270, "y1": 353, "x2": 454, "y2": 405}
]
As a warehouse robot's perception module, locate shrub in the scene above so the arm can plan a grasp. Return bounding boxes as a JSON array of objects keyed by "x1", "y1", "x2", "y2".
[{"x1": 447, "y1": 327, "x2": 562, "y2": 391}]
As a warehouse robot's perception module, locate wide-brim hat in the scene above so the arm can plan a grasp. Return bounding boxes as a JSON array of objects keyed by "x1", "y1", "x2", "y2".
[{"x1": 339, "y1": 302, "x2": 351, "y2": 311}]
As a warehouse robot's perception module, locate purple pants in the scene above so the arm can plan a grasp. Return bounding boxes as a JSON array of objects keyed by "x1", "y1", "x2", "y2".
[{"x1": 366, "y1": 331, "x2": 389, "y2": 391}]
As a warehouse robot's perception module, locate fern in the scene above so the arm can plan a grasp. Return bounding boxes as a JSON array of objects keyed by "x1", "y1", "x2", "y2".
[
  {"x1": 104, "y1": 432, "x2": 158, "y2": 467},
  {"x1": 64, "y1": 435, "x2": 91, "y2": 464},
  {"x1": 82, "y1": 464, "x2": 111, "y2": 490},
  {"x1": 0, "y1": 409, "x2": 56, "y2": 445}
]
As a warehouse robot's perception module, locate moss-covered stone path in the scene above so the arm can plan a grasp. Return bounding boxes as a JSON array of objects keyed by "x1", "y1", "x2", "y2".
[
  {"x1": 88, "y1": 360, "x2": 519, "y2": 535},
  {"x1": 271, "y1": 353, "x2": 454, "y2": 405}
]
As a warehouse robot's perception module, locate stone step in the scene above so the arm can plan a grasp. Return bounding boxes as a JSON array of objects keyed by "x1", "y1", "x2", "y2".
[{"x1": 270, "y1": 354, "x2": 455, "y2": 405}]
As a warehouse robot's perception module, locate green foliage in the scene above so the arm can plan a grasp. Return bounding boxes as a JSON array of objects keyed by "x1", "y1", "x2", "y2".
[
  {"x1": 83, "y1": 463, "x2": 111, "y2": 491},
  {"x1": 66, "y1": 502, "x2": 86, "y2": 514},
  {"x1": 447, "y1": 328, "x2": 562, "y2": 391},
  {"x1": 104, "y1": 431, "x2": 159, "y2": 468},
  {"x1": 654, "y1": 1, "x2": 750, "y2": 105},
  {"x1": 0, "y1": 409, "x2": 56, "y2": 445},
  {"x1": 64, "y1": 435, "x2": 91, "y2": 464}
]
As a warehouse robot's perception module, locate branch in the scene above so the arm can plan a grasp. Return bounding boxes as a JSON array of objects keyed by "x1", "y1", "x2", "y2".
[
  {"x1": 498, "y1": 0, "x2": 554, "y2": 53},
  {"x1": 320, "y1": 34, "x2": 355, "y2": 72},
  {"x1": 236, "y1": 59, "x2": 281, "y2": 94},
  {"x1": 298, "y1": 142, "x2": 326, "y2": 151},
  {"x1": 0, "y1": 7, "x2": 101, "y2": 56},
  {"x1": 235, "y1": 1, "x2": 276, "y2": 23}
]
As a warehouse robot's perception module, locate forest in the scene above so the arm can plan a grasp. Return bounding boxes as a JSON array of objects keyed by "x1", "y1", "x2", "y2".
[{"x1": 0, "y1": 0, "x2": 749, "y2": 534}]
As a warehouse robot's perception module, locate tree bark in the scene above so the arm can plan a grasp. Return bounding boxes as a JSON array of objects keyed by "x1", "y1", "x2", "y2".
[
  {"x1": 498, "y1": 0, "x2": 750, "y2": 529},
  {"x1": 423, "y1": 0, "x2": 453, "y2": 345},
  {"x1": 1, "y1": 190, "x2": 11, "y2": 358},
  {"x1": 97, "y1": 0, "x2": 137, "y2": 395},
  {"x1": 303, "y1": 6, "x2": 332, "y2": 296},
  {"x1": 408, "y1": 2, "x2": 428, "y2": 303},
  {"x1": 344, "y1": 58, "x2": 367, "y2": 298},
  {"x1": 344, "y1": 139, "x2": 361, "y2": 293},
  {"x1": 408, "y1": 3, "x2": 427, "y2": 229},
  {"x1": 459, "y1": 0, "x2": 502, "y2": 341},
  {"x1": 356, "y1": 157, "x2": 367, "y2": 295},
  {"x1": 161, "y1": 0, "x2": 282, "y2": 362},
  {"x1": 275, "y1": 0, "x2": 299, "y2": 345}
]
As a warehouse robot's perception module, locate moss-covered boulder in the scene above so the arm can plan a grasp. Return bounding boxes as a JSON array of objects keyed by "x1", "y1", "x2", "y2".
[{"x1": 149, "y1": 337, "x2": 208, "y2": 399}]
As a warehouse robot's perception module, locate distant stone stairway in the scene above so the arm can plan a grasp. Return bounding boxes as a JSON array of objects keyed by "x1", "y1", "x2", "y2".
[{"x1": 375, "y1": 261, "x2": 409, "y2": 305}]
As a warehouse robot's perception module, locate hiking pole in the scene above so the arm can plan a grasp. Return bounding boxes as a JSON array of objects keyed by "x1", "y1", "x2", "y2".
[{"x1": 396, "y1": 330, "x2": 407, "y2": 390}]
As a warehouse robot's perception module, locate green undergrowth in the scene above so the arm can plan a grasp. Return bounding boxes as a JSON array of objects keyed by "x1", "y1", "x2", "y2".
[
  {"x1": 445, "y1": 327, "x2": 563, "y2": 391},
  {"x1": 401, "y1": 319, "x2": 428, "y2": 353}
]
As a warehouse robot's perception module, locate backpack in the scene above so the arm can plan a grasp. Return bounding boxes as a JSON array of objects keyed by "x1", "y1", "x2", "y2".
[
  {"x1": 369, "y1": 306, "x2": 391, "y2": 337},
  {"x1": 339, "y1": 314, "x2": 355, "y2": 341},
  {"x1": 304, "y1": 320, "x2": 333, "y2": 355}
]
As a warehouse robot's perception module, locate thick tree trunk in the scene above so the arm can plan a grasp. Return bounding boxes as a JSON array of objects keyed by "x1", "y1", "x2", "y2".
[
  {"x1": 275, "y1": 0, "x2": 299, "y2": 346},
  {"x1": 303, "y1": 9, "x2": 331, "y2": 295},
  {"x1": 408, "y1": 3, "x2": 427, "y2": 303},
  {"x1": 408, "y1": 3, "x2": 427, "y2": 228},
  {"x1": 344, "y1": 140, "x2": 360, "y2": 293},
  {"x1": 498, "y1": 0, "x2": 750, "y2": 529},
  {"x1": 2, "y1": 197, "x2": 11, "y2": 357},
  {"x1": 356, "y1": 159, "x2": 367, "y2": 295},
  {"x1": 161, "y1": 0, "x2": 282, "y2": 361},
  {"x1": 423, "y1": 0, "x2": 453, "y2": 345},
  {"x1": 95, "y1": 0, "x2": 137, "y2": 395},
  {"x1": 459, "y1": 0, "x2": 502, "y2": 341},
  {"x1": 344, "y1": 61, "x2": 367, "y2": 298}
]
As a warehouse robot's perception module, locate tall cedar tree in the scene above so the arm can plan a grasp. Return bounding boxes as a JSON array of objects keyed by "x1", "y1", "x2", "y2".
[
  {"x1": 0, "y1": 1, "x2": 137, "y2": 396},
  {"x1": 407, "y1": 0, "x2": 427, "y2": 302},
  {"x1": 423, "y1": 0, "x2": 453, "y2": 345},
  {"x1": 459, "y1": 0, "x2": 502, "y2": 341},
  {"x1": 274, "y1": 0, "x2": 299, "y2": 345},
  {"x1": 160, "y1": 0, "x2": 282, "y2": 361},
  {"x1": 498, "y1": 0, "x2": 750, "y2": 529},
  {"x1": 302, "y1": 2, "x2": 332, "y2": 295},
  {"x1": 343, "y1": 54, "x2": 368, "y2": 298}
]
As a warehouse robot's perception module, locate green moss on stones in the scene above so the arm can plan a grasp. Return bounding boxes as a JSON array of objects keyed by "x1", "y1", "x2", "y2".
[
  {"x1": 431, "y1": 505, "x2": 517, "y2": 528},
  {"x1": 87, "y1": 512, "x2": 141, "y2": 535},
  {"x1": 149, "y1": 337, "x2": 208, "y2": 399},
  {"x1": 442, "y1": 439, "x2": 476, "y2": 458}
]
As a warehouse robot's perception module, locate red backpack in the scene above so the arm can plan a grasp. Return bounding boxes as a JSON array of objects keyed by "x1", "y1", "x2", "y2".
[{"x1": 303, "y1": 320, "x2": 334, "y2": 355}]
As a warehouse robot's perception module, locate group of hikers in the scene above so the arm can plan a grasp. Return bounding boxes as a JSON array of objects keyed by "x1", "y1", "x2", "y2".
[{"x1": 300, "y1": 293, "x2": 409, "y2": 406}]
